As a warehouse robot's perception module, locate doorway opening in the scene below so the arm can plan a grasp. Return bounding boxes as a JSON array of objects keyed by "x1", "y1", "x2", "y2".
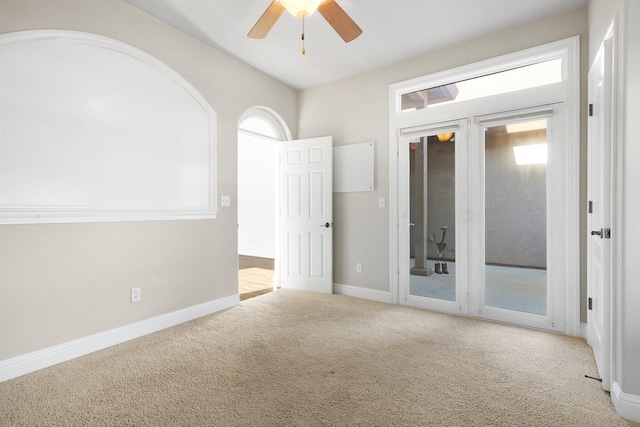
[{"x1": 237, "y1": 107, "x2": 291, "y2": 301}]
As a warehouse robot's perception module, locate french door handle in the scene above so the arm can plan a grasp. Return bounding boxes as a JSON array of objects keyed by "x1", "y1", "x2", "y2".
[{"x1": 591, "y1": 228, "x2": 603, "y2": 238}]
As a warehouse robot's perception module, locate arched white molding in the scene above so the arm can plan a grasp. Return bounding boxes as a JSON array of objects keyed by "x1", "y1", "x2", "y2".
[
  {"x1": 238, "y1": 106, "x2": 292, "y2": 142},
  {"x1": 0, "y1": 30, "x2": 217, "y2": 224}
]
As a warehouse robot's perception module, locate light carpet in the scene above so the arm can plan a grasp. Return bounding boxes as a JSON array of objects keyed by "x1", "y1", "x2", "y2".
[{"x1": 0, "y1": 290, "x2": 636, "y2": 426}]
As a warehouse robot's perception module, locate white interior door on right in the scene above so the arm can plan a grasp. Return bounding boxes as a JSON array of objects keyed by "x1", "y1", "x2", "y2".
[{"x1": 586, "y1": 38, "x2": 612, "y2": 391}]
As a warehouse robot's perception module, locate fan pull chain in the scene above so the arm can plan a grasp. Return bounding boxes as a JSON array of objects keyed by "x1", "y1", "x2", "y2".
[{"x1": 301, "y1": 17, "x2": 306, "y2": 55}]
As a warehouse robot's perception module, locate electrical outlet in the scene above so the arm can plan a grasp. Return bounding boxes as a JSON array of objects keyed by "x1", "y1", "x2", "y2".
[
  {"x1": 220, "y1": 195, "x2": 231, "y2": 207},
  {"x1": 356, "y1": 263, "x2": 363, "y2": 274},
  {"x1": 131, "y1": 287, "x2": 141, "y2": 303}
]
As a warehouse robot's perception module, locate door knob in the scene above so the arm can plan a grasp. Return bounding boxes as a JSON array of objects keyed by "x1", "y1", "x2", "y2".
[
  {"x1": 319, "y1": 222, "x2": 331, "y2": 228},
  {"x1": 591, "y1": 228, "x2": 603, "y2": 237}
]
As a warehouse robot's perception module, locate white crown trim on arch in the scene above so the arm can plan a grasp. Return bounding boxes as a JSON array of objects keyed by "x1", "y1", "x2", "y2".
[{"x1": 238, "y1": 106, "x2": 292, "y2": 142}]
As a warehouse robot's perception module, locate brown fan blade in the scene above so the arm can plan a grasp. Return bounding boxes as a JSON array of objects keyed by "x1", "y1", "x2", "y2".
[
  {"x1": 248, "y1": 1, "x2": 286, "y2": 39},
  {"x1": 317, "y1": 0, "x2": 362, "y2": 43}
]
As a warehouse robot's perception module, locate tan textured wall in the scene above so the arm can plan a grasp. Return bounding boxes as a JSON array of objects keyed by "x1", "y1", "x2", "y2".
[
  {"x1": 0, "y1": 0, "x2": 297, "y2": 360},
  {"x1": 298, "y1": 7, "x2": 588, "y2": 295},
  {"x1": 485, "y1": 130, "x2": 547, "y2": 268}
]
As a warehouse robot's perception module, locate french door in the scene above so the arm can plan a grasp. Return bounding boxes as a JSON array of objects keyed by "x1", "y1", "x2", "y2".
[
  {"x1": 399, "y1": 105, "x2": 566, "y2": 332},
  {"x1": 398, "y1": 120, "x2": 468, "y2": 315}
]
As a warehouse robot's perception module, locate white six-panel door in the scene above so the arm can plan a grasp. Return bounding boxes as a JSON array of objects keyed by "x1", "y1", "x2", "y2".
[
  {"x1": 279, "y1": 136, "x2": 333, "y2": 293},
  {"x1": 587, "y1": 39, "x2": 612, "y2": 391}
]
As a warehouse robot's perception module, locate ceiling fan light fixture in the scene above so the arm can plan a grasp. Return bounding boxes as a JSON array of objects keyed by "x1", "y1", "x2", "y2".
[{"x1": 279, "y1": 0, "x2": 322, "y2": 19}]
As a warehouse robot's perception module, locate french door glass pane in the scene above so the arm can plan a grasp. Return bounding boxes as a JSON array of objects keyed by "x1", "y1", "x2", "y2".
[
  {"x1": 409, "y1": 133, "x2": 456, "y2": 301},
  {"x1": 484, "y1": 120, "x2": 548, "y2": 315}
]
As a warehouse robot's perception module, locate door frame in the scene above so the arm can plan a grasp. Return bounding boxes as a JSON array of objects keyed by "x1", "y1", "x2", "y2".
[
  {"x1": 238, "y1": 106, "x2": 293, "y2": 291},
  {"x1": 388, "y1": 37, "x2": 581, "y2": 335}
]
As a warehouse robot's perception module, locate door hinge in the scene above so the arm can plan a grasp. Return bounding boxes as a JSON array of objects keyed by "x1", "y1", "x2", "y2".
[
  {"x1": 604, "y1": 228, "x2": 611, "y2": 239},
  {"x1": 589, "y1": 103, "x2": 594, "y2": 116},
  {"x1": 588, "y1": 200, "x2": 593, "y2": 214},
  {"x1": 588, "y1": 297, "x2": 593, "y2": 310}
]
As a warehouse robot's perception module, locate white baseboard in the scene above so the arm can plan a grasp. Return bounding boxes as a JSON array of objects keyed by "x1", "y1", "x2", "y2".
[
  {"x1": 611, "y1": 381, "x2": 640, "y2": 422},
  {"x1": 333, "y1": 283, "x2": 392, "y2": 304},
  {"x1": 580, "y1": 322, "x2": 588, "y2": 339},
  {"x1": 0, "y1": 294, "x2": 239, "y2": 383}
]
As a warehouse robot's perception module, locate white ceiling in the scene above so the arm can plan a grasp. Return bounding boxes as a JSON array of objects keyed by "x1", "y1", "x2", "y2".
[{"x1": 122, "y1": 0, "x2": 588, "y2": 90}]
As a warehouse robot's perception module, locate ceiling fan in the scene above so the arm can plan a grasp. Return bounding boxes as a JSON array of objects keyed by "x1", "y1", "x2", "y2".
[{"x1": 248, "y1": 0, "x2": 362, "y2": 53}]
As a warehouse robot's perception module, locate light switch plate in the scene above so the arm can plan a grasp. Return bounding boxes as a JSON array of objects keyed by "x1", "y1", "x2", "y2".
[{"x1": 378, "y1": 197, "x2": 386, "y2": 208}]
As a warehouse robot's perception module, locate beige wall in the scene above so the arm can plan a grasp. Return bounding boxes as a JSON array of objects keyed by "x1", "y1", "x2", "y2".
[
  {"x1": 0, "y1": 0, "x2": 297, "y2": 360},
  {"x1": 298, "y1": 7, "x2": 589, "y2": 297}
]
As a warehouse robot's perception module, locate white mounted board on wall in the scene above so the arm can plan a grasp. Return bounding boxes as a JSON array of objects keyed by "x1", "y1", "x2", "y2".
[
  {"x1": 333, "y1": 141, "x2": 374, "y2": 193},
  {"x1": 0, "y1": 30, "x2": 217, "y2": 224}
]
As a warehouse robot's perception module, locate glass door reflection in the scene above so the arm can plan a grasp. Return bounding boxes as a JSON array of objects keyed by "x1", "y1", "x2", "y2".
[
  {"x1": 483, "y1": 119, "x2": 548, "y2": 315},
  {"x1": 409, "y1": 133, "x2": 456, "y2": 301}
]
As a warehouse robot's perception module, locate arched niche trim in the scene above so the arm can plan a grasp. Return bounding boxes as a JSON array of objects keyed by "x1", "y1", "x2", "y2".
[{"x1": 0, "y1": 30, "x2": 217, "y2": 224}]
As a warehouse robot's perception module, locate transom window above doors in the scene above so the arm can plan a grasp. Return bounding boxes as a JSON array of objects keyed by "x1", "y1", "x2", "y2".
[{"x1": 401, "y1": 58, "x2": 563, "y2": 113}]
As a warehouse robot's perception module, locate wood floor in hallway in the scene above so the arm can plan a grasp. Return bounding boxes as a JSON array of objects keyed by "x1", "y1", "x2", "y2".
[{"x1": 239, "y1": 255, "x2": 274, "y2": 301}]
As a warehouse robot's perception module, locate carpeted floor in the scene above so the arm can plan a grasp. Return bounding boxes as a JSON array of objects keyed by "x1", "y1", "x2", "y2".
[{"x1": 0, "y1": 290, "x2": 636, "y2": 426}]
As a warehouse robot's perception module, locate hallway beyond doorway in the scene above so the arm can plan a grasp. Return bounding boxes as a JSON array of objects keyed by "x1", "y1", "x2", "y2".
[{"x1": 239, "y1": 255, "x2": 274, "y2": 301}]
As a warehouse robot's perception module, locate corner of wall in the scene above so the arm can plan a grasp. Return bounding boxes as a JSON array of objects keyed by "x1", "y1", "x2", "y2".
[{"x1": 611, "y1": 382, "x2": 640, "y2": 423}]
